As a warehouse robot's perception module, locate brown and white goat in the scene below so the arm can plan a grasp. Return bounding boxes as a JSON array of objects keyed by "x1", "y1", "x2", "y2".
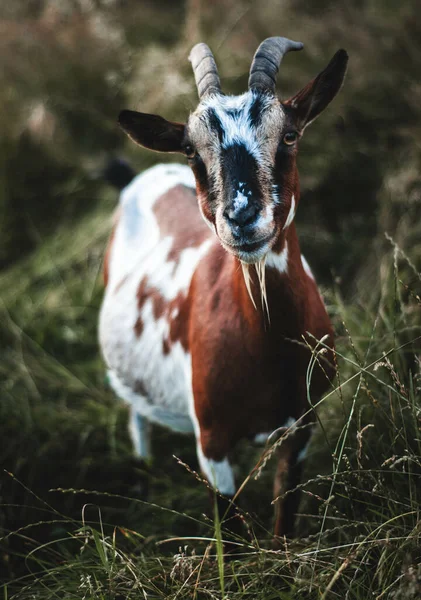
[{"x1": 99, "y1": 37, "x2": 347, "y2": 539}]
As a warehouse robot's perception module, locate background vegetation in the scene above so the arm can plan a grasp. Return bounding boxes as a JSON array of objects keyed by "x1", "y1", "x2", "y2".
[{"x1": 0, "y1": 0, "x2": 420, "y2": 597}]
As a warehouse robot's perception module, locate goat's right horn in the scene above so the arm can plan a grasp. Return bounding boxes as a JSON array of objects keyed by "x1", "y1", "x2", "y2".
[
  {"x1": 248, "y1": 37, "x2": 304, "y2": 95},
  {"x1": 189, "y1": 43, "x2": 222, "y2": 99}
]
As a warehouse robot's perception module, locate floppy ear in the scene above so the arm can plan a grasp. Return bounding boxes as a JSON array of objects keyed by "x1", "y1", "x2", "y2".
[
  {"x1": 284, "y1": 49, "x2": 348, "y2": 131},
  {"x1": 118, "y1": 110, "x2": 185, "y2": 153}
]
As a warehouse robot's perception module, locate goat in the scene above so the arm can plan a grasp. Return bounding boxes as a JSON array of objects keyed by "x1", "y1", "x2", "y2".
[{"x1": 99, "y1": 37, "x2": 347, "y2": 540}]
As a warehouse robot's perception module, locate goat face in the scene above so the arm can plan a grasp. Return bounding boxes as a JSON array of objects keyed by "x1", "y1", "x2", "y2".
[
  {"x1": 119, "y1": 38, "x2": 348, "y2": 264},
  {"x1": 186, "y1": 92, "x2": 295, "y2": 263}
]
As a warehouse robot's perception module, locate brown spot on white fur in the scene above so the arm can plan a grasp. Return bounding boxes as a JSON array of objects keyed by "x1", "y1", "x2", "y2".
[
  {"x1": 136, "y1": 277, "x2": 166, "y2": 320},
  {"x1": 153, "y1": 184, "x2": 211, "y2": 261},
  {"x1": 134, "y1": 316, "x2": 144, "y2": 338}
]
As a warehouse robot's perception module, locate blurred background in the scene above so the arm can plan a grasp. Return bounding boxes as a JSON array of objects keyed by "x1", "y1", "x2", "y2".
[{"x1": 1, "y1": 0, "x2": 420, "y2": 588}]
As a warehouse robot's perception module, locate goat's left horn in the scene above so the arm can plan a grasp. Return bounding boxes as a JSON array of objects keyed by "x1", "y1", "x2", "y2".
[
  {"x1": 248, "y1": 36, "x2": 303, "y2": 94},
  {"x1": 189, "y1": 43, "x2": 222, "y2": 99}
]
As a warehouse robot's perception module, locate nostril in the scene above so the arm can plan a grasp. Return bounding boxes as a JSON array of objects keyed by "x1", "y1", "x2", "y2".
[{"x1": 225, "y1": 204, "x2": 258, "y2": 227}]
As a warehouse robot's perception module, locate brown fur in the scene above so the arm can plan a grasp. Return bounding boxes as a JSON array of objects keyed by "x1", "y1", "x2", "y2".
[
  {"x1": 134, "y1": 316, "x2": 144, "y2": 338},
  {"x1": 188, "y1": 224, "x2": 333, "y2": 460}
]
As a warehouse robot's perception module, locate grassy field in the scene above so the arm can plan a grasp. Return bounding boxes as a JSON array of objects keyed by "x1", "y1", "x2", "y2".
[
  {"x1": 1, "y1": 1, "x2": 421, "y2": 598},
  {"x1": 1, "y1": 190, "x2": 420, "y2": 598}
]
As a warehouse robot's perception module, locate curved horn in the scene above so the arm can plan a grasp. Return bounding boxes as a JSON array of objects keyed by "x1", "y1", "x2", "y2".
[
  {"x1": 189, "y1": 43, "x2": 222, "y2": 99},
  {"x1": 248, "y1": 36, "x2": 304, "y2": 94}
]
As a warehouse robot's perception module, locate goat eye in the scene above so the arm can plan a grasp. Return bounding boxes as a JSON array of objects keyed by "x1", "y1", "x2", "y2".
[
  {"x1": 283, "y1": 132, "x2": 298, "y2": 146},
  {"x1": 184, "y1": 144, "x2": 196, "y2": 158}
]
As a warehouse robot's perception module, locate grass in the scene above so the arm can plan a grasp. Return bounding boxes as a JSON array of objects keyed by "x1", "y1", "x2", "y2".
[{"x1": 0, "y1": 207, "x2": 420, "y2": 598}]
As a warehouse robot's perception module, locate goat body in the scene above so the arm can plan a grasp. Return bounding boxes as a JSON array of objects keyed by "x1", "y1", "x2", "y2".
[{"x1": 99, "y1": 37, "x2": 347, "y2": 538}]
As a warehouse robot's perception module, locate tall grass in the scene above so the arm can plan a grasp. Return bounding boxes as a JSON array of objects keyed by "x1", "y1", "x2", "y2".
[{"x1": 1, "y1": 225, "x2": 420, "y2": 597}]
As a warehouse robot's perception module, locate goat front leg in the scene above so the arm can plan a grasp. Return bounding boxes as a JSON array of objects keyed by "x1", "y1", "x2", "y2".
[
  {"x1": 272, "y1": 425, "x2": 312, "y2": 540},
  {"x1": 195, "y1": 428, "x2": 244, "y2": 552},
  {"x1": 126, "y1": 407, "x2": 151, "y2": 499},
  {"x1": 128, "y1": 407, "x2": 151, "y2": 460}
]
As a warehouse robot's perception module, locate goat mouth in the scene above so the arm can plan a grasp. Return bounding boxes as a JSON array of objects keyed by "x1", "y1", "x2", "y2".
[
  {"x1": 220, "y1": 231, "x2": 276, "y2": 264},
  {"x1": 226, "y1": 231, "x2": 276, "y2": 254}
]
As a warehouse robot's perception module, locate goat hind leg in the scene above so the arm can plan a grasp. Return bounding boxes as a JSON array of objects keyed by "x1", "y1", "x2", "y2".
[{"x1": 273, "y1": 428, "x2": 311, "y2": 540}]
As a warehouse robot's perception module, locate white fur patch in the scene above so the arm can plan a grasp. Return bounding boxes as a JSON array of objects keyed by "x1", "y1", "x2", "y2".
[
  {"x1": 146, "y1": 236, "x2": 212, "y2": 302},
  {"x1": 107, "y1": 164, "x2": 196, "y2": 292},
  {"x1": 301, "y1": 254, "x2": 315, "y2": 280},
  {"x1": 103, "y1": 287, "x2": 193, "y2": 426},
  {"x1": 266, "y1": 243, "x2": 289, "y2": 273},
  {"x1": 107, "y1": 369, "x2": 194, "y2": 433},
  {"x1": 233, "y1": 189, "x2": 249, "y2": 211},
  {"x1": 283, "y1": 195, "x2": 296, "y2": 230},
  {"x1": 201, "y1": 91, "x2": 282, "y2": 161},
  {"x1": 100, "y1": 160, "x2": 235, "y2": 494},
  {"x1": 206, "y1": 93, "x2": 259, "y2": 158},
  {"x1": 99, "y1": 163, "x2": 211, "y2": 437},
  {"x1": 197, "y1": 447, "x2": 236, "y2": 496}
]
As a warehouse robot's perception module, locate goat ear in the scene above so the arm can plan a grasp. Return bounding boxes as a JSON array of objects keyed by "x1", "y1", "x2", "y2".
[
  {"x1": 284, "y1": 49, "x2": 348, "y2": 131},
  {"x1": 118, "y1": 110, "x2": 185, "y2": 153}
]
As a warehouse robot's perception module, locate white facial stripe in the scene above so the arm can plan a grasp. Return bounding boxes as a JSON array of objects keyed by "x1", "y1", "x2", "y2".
[
  {"x1": 266, "y1": 242, "x2": 289, "y2": 273},
  {"x1": 301, "y1": 254, "x2": 315, "y2": 280},
  {"x1": 283, "y1": 195, "x2": 296, "y2": 230},
  {"x1": 200, "y1": 91, "x2": 282, "y2": 162},
  {"x1": 272, "y1": 184, "x2": 280, "y2": 205}
]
